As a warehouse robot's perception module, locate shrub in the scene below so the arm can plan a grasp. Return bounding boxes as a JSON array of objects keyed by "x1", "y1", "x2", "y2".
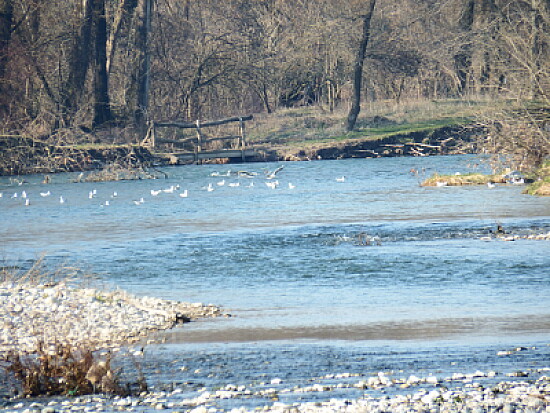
[
  {"x1": 0, "y1": 342, "x2": 150, "y2": 398},
  {"x1": 0, "y1": 342, "x2": 128, "y2": 397}
]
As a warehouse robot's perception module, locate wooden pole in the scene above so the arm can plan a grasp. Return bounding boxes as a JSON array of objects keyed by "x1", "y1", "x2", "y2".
[
  {"x1": 195, "y1": 119, "x2": 202, "y2": 164},
  {"x1": 239, "y1": 117, "x2": 247, "y2": 162}
]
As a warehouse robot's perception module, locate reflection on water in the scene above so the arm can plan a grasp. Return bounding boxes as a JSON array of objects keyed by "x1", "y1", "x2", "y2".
[{"x1": 1, "y1": 155, "x2": 549, "y2": 343}]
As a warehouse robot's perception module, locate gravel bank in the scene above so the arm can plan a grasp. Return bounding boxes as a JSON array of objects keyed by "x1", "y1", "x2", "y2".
[
  {"x1": 1, "y1": 368, "x2": 549, "y2": 412},
  {"x1": 0, "y1": 282, "x2": 224, "y2": 355},
  {"x1": 1, "y1": 283, "x2": 548, "y2": 412}
]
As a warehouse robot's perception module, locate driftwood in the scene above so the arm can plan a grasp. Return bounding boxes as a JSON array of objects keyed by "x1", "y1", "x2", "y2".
[
  {"x1": 405, "y1": 142, "x2": 441, "y2": 149},
  {"x1": 409, "y1": 147, "x2": 428, "y2": 157}
]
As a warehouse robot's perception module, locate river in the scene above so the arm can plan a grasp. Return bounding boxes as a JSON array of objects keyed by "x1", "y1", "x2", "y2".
[{"x1": 1, "y1": 154, "x2": 549, "y2": 410}]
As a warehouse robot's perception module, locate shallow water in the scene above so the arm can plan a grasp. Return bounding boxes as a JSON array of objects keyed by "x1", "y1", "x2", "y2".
[
  {"x1": 128, "y1": 340, "x2": 550, "y2": 406},
  {"x1": 1, "y1": 155, "x2": 549, "y2": 407}
]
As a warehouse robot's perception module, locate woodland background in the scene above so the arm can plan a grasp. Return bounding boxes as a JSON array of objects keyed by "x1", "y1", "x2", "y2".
[{"x1": 0, "y1": 0, "x2": 548, "y2": 165}]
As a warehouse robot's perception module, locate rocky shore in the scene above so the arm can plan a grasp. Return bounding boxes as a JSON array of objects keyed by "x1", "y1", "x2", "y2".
[
  {"x1": 0, "y1": 281, "x2": 224, "y2": 356},
  {"x1": 2, "y1": 364, "x2": 549, "y2": 412},
  {"x1": 0, "y1": 282, "x2": 549, "y2": 412}
]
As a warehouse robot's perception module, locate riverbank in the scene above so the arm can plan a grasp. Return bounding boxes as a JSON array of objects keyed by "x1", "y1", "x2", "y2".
[
  {"x1": 2, "y1": 349, "x2": 549, "y2": 412},
  {"x1": 0, "y1": 135, "x2": 157, "y2": 177},
  {"x1": 3, "y1": 98, "x2": 547, "y2": 186},
  {"x1": 1, "y1": 99, "x2": 486, "y2": 176},
  {"x1": 0, "y1": 123, "x2": 474, "y2": 177},
  {"x1": 0, "y1": 280, "x2": 224, "y2": 356},
  {"x1": 253, "y1": 124, "x2": 474, "y2": 162}
]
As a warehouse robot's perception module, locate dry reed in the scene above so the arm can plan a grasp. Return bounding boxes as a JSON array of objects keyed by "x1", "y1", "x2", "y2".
[{"x1": 0, "y1": 342, "x2": 134, "y2": 397}]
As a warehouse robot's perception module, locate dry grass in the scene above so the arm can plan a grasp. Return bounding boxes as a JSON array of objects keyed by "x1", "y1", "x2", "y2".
[
  {"x1": 83, "y1": 163, "x2": 157, "y2": 182},
  {"x1": 421, "y1": 173, "x2": 507, "y2": 187},
  {"x1": 0, "y1": 342, "x2": 146, "y2": 397},
  {"x1": 524, "y1": 161, "x2": 550, "y2": 196},
  {"x1": 529, "y1": 182, "x2": 550, "y2": 196},
  {"x1": 0, "y1": 258, "x2": 79, "y2": 286},
  {"x1": 0, "y1": 262, "x2": 147, "y2": 397},
  {"x1": 246, "y1": 97, "x2": 509, "y2": 147},
  {"x1": 0, "y1": 257, "x2": 101, "y2": 290}
]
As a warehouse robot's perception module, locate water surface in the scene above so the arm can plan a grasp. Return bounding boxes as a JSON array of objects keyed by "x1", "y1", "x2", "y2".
[
  {"x1": 1, "y1": 155, "x2": 549, "y2": 344},
  {"x1": 2, "y1": 155, "x2": 550, "y2": 410}
]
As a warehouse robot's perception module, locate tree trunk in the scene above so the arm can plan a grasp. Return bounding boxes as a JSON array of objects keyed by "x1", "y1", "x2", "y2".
[
  {"x1": 530, "y1": 0, "x2": 546, "y2": 99},
  {"x1": 454, "y1": 0, "x2": 475, "y2": 95},
  {"x1": 471, "y1": 0, "x2": 496, "y2": 95},
  {"x1": 0, "y1": 0, "x2": 12, "y2": 77},
  {"x1": 0, "y1": 0, "x2": 13, "y2": 113},
  {"x1": 92, "y1": 0, "x2": 113, "y2": 127},
  {"x1": 346, "y1": 0, "x2": 376, "y2": 132},
  {"x1": 107, "y1": 0, "x2": 137, "y2": 74},
  {"x1": 260, "y1": 83, "x2": 272, "y2": 114},
  {"x1": 60, "y1": 0, "x2": 94, "y2": 126},
  {"x1": 134, "y1": 0, "x2": 153, "y2": 136}
]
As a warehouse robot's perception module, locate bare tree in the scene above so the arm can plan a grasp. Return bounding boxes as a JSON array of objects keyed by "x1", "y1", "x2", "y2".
[
  {"x1": 92, "y1": 0, "x2": 113, "y2": 127},
  {"x1": 59, "y1": 0, "x2": 94, "y2": 127},
  {"x1": 134, "y1": 0, "x2": 153, "y2": 135},
  {"x1": 346, "y1": 0, "x2": 377, "y2": 131},
  {"x1": 474, "y1": 0, "x2": 549, "y2": 171},
  {"x1": 0, "y1": 0, "x2": 13, "y2": 115},
  {"x1": 0, "y1": 0, "x2": 548, "y2": 150},
  {"x1": 106, "y1": 0, "x2": 136, "y2": 74}
]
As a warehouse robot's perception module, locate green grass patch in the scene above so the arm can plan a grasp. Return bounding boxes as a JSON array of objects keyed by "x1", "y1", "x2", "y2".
[
  {"x1": 247, "y1": 98, "x2": 485, "y2": 148},
  {"x1": 282, "y1": 118, "x2": 468, "y2": 148},
  {"x1": 355, "y1": 118, "x2": 468, "y2": 137}
]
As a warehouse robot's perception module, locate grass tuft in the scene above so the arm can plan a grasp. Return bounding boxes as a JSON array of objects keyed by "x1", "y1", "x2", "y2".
[
  {"x1": 524, "y1": 161, "x2": 550, "y2": 196},
  {"x1": 0, "y1": 257, "x2": 96, "y2": 289},
  {"x1": 421, "y1": 173, "x2": 506, "y2": 187},
  {"x1": 0, "y1": 342, "x2": 139, "y2": 397},
  {"x1": 1, "y1": 258, "x2": 75, "y2": 286}
]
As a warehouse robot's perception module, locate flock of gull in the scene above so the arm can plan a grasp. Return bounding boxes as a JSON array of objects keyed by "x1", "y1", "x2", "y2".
[
  {"x1": 1, "y1": 164, "x2": 524, "y2": 210},
  {"x1": 0, "y1": 166, "x2": 348, "y2": 209}
]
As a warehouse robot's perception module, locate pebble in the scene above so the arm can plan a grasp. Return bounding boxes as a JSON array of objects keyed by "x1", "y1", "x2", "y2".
[
  {"x1": 0, "y1": 281, "x2": 224, "y2": 356},
  {"x1": 133, "y1": 373, "x2": 550, "y2": 413},
  {"x1": 481, "y1": 232, "x2": 550, "y2": 242},
  {"x1": 1, "y1": 285, "x2": 549, "y2": 412}
]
